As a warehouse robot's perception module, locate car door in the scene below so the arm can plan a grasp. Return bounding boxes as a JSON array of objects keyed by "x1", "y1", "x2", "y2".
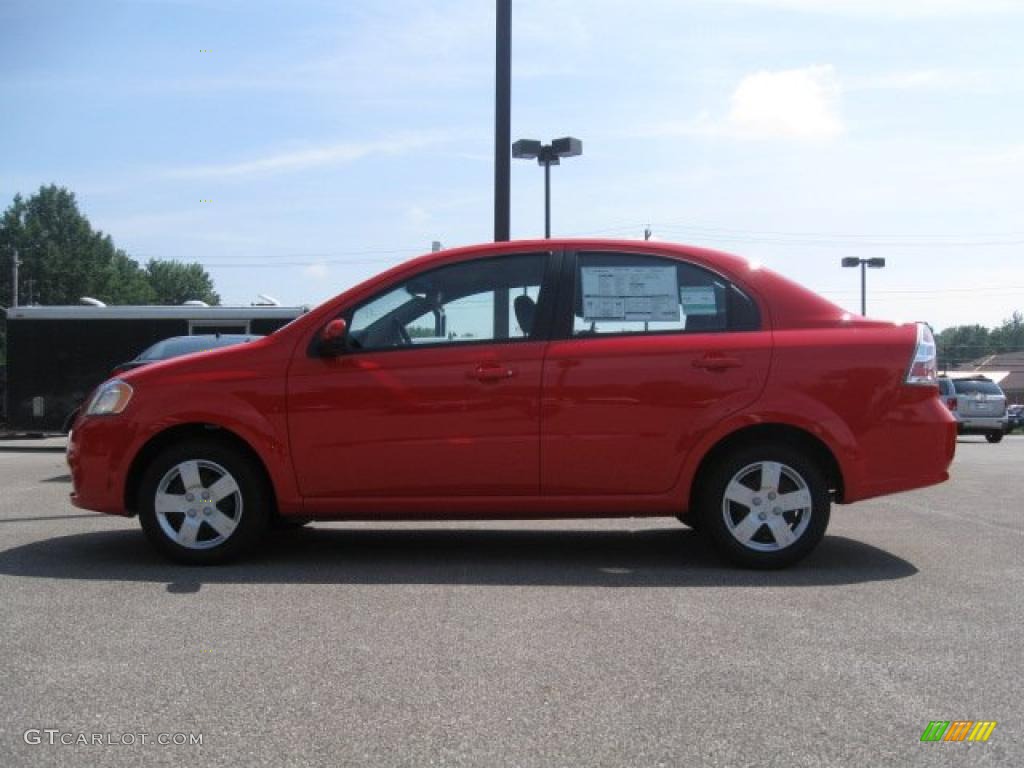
[
  {"x1": 287, "y1": 251, "x2": 556, "y2": 500},
  {"x1": 540, "y1": 249, "x2": 771, "y2": 496}
]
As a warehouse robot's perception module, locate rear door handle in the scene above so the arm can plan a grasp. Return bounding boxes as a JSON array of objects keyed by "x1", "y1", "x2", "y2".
[
  {"x1": 470, "y1": 364, "x2": 516, "y2": 382},
  {"x1": 693, "y1": 356, "x2": 743, "y2": 370}
]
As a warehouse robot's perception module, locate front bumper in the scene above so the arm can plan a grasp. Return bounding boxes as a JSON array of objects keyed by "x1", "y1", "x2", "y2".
[{"x1": 67, "y1": 415, "x2": 139, "y2": 516}]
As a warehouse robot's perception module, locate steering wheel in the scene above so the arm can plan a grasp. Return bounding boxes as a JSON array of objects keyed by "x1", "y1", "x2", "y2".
[{"x1": 391, "y1": 317, "x2": 412, "y2": 346}]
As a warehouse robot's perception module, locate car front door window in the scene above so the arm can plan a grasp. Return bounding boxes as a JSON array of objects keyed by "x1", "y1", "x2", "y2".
[{"x1": 349, "y1": 254, "x2": 547, "y2": 351}]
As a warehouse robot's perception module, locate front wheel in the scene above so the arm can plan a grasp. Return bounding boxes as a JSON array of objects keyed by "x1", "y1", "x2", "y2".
[
  {"x1": 986, "y1": 431, "x2": 1003, "y2": 444},
  {"x1": 138, "y1": 440, "x2": 270, "y2": 564},
  {"x1": 698, "y1": 443, "x2": 830, "y2": 569}
]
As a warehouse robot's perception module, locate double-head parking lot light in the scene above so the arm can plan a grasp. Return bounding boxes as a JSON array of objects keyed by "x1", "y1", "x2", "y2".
[
  {"x1": 512, "y1": 137, "x2": 582, "y2": 238},
  {"x1": 841, "y1": 257, "x2": 886, "y2": 315}
]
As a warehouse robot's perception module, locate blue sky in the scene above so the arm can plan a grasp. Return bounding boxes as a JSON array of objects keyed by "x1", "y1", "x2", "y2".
[{"x1": 2, "y1": 0, "x2": 1022, "y2": 329}]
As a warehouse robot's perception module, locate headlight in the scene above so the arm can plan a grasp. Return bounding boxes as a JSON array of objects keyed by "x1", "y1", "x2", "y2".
[{"x1": 86, "y1": 379, "x2": 134, "y2": 416}]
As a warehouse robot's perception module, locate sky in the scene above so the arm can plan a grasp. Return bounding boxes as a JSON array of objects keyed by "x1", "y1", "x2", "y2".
[{"x1": 1, "y1": 0, "x2": 1023, "y2": 331}]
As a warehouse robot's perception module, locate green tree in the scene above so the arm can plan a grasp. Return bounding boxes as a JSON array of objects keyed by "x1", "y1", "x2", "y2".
[
  {"x1": 936, "y1": 324, "x2": 991, "y2": 369},
  {"x1": 936, "y1": 313, "x2": 1024, "y2": 369},
  {"x1": 0, "y1": 185, "x2": 152, "y2": 306},
  {"x1": 1, "y1": 185, "x2": 221, "y2": 308},
  {"x1": 1, "y1": 185, "x2": 222, "y2": 362},
  {"x1": 108, "y1": 250, "x2": 157, "y2": 304},
  {"x1": 145, "y1": 259, "x2": 220, "y2": 305},
  {"x1": 989, "y1": 310, "x2": 1024, "y2": 353}
]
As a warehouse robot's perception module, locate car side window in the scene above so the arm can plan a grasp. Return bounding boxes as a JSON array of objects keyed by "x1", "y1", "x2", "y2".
[
  {"x1": 572, "y1": 251, "x2": 759, "y2": 336},
  {"x1": 348, "y1": 253, "x2": 547, "y2": 351}
]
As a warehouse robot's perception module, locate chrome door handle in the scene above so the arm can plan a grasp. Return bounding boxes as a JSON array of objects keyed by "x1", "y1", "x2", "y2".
[{"x1": 471, "y1": 364, "x2": 516, "y2": 382}]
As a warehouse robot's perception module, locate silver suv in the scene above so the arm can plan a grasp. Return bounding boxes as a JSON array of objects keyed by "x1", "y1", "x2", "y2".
[{"x1": 938, "y1": 375, "x2": 1008, "y2": 443}]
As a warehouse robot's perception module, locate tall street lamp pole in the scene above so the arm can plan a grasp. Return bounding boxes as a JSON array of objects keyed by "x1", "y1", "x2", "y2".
[
  {"x1": 841, "y1": 257, "x2": 886, "y2": 315},
  {"x1": 512, "y1": 137, "x2": 583, "y2": 238},
  {"x1": 494, "y1": 0, "x2": 511, "y2": 242}
]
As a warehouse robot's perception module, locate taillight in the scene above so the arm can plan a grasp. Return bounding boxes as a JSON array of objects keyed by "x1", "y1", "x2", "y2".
[
  {"x1": 946, "y1": 398, "x2": 957, "y2": 411},
  {"x1": 906, "y1": 323, "x2": 937, "y2": 386}
]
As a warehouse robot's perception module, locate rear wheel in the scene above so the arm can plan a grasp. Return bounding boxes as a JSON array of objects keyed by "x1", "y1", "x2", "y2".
[
  {"x1": 986, "y1": 431, "x2": 1003, "y2": 444},
  {"x1": 138, "y1": 439, "x2": 270, "y2": 564},
  {"x1": 699, "y1": 443, "x2": 830, "y2": 569}
]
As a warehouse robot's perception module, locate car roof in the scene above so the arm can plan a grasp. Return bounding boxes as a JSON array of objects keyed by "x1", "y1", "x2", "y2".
[{"x1": 303, "y1": 238, "x2": 857, "y2": 334}]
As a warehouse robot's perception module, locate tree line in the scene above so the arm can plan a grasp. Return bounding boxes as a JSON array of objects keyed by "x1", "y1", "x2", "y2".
[
  {"x1": 936, "y1": 312, "x2": 1024, "y2": 370},
  {"x1": 1, "y1": 185, "x2": 221, "y2": 362}
]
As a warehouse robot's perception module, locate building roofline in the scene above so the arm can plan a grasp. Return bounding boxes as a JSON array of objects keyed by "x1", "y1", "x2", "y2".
[{"x1": 4, "y1": 305, "x2": 307, "y2": 321}]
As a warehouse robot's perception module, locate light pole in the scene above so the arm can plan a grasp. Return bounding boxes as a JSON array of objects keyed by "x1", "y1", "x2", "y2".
[
  {"x1": 841, "y1": 257, "x2": 886, "y2": 315},
  {"x1": 494, "y1": 0, "x2": 511, "y2": 242},
  {"x1": 512, "y1": 137, "x2": 582, "y2": 238}
]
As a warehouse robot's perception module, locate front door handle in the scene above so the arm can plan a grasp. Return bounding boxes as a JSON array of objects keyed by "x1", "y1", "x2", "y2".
[
  {"x1": 693, "y1": 356, "x2": 743, "y2": 370},
  {"x1": 470, "y1": 363, "x2": 516, "y2": 382}
]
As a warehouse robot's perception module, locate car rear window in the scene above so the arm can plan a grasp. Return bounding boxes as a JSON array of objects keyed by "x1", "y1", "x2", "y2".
[
  {"x1": 138, "y1": 335, "x2": 255, "y2": 360},
  {"x1": 572, "y1": 251, "x2": 760, "y2": 336},
  {"x1": 952, "y1": 379, "x2": 1003, "y2": 395}
]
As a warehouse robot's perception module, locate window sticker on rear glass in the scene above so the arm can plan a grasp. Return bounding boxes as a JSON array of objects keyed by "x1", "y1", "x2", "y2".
[
  {"x1": 581, "y1": 266, "x2": 679, "y2": 322},
  {"x1": 679, "y1": 286, "x2": 718, "y2": 316}
]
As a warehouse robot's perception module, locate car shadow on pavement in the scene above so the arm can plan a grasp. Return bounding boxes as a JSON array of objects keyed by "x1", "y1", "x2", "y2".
[{"x1": 0, "y1": 526, "x2": 917, "y2": 589}]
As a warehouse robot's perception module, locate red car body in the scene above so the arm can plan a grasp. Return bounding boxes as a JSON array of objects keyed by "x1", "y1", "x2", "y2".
[{"x1": 67, "y1": 240, "x2": 955, "y2": 567}]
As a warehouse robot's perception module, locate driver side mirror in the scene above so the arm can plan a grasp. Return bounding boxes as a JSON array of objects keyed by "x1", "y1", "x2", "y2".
[{"x1": 318, "y1": 318, "x2": 348, "y2": 356}]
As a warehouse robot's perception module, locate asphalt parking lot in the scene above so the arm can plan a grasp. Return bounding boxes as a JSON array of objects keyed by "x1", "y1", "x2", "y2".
[{"x1": 0, "y1": 436, "x2": 1021, "y2": 767}]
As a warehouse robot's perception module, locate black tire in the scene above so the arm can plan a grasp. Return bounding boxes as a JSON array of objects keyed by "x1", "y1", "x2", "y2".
[
  {"x1": 138, "y1": 439, "x2": 270, "y2": 564},
  {"x1": 986, "y1": 431, "x2": 1003, "y2": 444},
  {"x1": 698, "y1": 442, "x2": 830, "y2": 569}
]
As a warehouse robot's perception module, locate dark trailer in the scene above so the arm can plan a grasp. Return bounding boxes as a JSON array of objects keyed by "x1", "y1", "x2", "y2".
[{"x1": 2, "y1": 304, "x2": 306, "y2": 433}]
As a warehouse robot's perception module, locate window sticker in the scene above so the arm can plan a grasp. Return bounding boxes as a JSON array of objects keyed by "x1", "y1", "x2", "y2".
[
  {"x1": 581, "y1": 266, "x2": 679, "y2": 322},
  {"x1": 679, "y1": 286, "x2": 718, "y2": 316}
]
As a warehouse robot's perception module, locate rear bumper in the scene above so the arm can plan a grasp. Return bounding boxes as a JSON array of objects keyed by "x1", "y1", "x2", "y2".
[
  {"x1": 956, "y1": 415, "x2": 1007, "y2": 433},
  {"x1": 842, "y1": 395, "x2": 957, "y2": 503}
]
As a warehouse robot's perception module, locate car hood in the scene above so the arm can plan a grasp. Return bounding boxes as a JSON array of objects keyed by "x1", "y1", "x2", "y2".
[{"x1": 117, "y1": 335, "x2": 279, "y2": 387}]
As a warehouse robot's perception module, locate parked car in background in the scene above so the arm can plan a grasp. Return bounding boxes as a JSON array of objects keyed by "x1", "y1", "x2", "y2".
[
  {"x1": 3, "y1": 304, "x2": 303, "y2": 433},
  {"x1": 64, "y1": 335, "x2": 263, "y2": 433},
  {"x1": 937, "y1": 374, "x2": 1008, "y2": 443},
  {"x1": 68, "y1": 239, "x2": 956, "y2": 569},
  {"x1": 1006, "y1": 403, "x2": 1024, "y2": 433},
  {"x1": 112, "y1": 334, "x2": 262, "y2": 375},
  {"x1": 937, "y1": 376, "x2": 956, "y2": 412}
]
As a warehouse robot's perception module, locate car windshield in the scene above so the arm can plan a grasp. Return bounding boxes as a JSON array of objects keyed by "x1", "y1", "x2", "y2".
[
  {"x1": 137, "y1": 335, "x2": 258, "y2": 361},
  {"x1": 952, "y1": 379, "x2": 1003, "y2": 395}
]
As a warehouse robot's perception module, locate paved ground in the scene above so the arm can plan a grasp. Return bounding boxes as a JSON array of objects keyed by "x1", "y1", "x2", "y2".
[{"x1": 0, "y1": 435, "x2": 1021, "y2": 767}]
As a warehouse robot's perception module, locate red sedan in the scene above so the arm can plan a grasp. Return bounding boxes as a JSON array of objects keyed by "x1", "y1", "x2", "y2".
[{"x1": 67, "y1": 240, "x2": 955, "y2": 568}]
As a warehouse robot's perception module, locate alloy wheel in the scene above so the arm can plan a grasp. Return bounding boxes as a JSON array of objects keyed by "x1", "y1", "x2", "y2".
[
  {"x1": 721, "y1": 460, "x2": 812, "y2": 552},
  {"x1": 154, "y1": 459, "x2": 244, "y2": 550}
]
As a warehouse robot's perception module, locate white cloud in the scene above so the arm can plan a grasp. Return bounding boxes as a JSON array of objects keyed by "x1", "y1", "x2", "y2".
[
  {"x1": 727, "y1": 65, "x2": 843, "y2": 140},
  {"x1": 164, "y1": 134, "x2": 444, "y2": 180},
  {"x1": 616, "y1": 67, "x2": 844, "y2": 142},
  {"x1": 302, "y1": 262, "x2": 329, "y2": 280}
]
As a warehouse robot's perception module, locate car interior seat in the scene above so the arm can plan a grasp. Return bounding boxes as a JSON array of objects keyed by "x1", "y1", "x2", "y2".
[{"x1": 513, "y1": 294, "x2": 536, "y2": 336}]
